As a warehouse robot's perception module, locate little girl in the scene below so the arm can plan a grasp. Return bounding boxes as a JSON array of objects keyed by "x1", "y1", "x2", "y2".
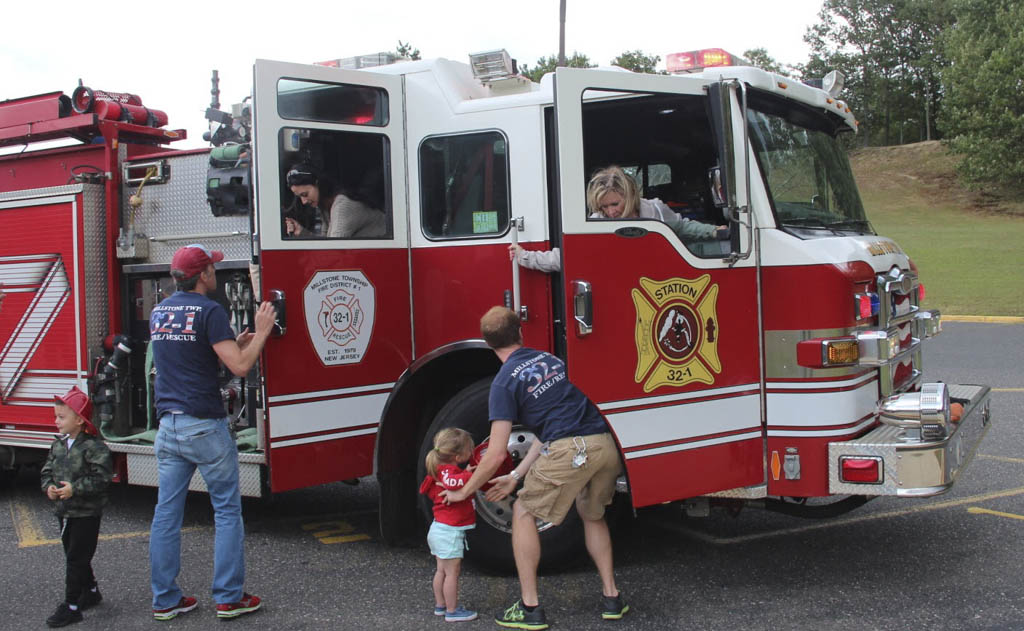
[{"x1": 419, "y1": 427, "x2": 478, "y2": 622}]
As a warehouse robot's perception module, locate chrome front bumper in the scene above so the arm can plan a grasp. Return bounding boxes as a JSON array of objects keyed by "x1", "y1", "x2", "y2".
[{"x1": 828, "y1": 384, "x2": 992, "y2": 497}]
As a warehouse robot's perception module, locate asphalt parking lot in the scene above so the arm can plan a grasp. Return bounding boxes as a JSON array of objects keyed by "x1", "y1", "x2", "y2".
[{"x1": 1, "y1": 322, "x2": 1021, "y2": 631}]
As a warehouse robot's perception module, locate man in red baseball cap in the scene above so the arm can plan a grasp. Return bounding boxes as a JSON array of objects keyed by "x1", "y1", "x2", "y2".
[
  {"x1": 148, "y1": 243, "x2": 274, "y2": 621},
  {"x1": 41, "y1": 385, "x2": 113, "y2": 626},
  {"x1": 170, "y1": 243, "x2": 225, "y2": 281}
]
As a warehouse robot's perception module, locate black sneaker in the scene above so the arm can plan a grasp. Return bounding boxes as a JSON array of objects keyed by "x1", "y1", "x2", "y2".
[
  {"x1": 495, "y1": 600, "x2": 549, "y2": 630},
  {"x1": 601, "y1": 593, "x2": 630, "y2": 620},
  {"x1": 46, "y1": 602, "x2": 82, "y2": 628},
  {"x1": 78, "y1": 588, "x2": 102, "y2": 611}
]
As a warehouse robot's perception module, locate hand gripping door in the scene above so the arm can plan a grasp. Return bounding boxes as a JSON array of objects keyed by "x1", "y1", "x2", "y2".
[{"x1": 553, "y1": 67, "x2": 764, "y2": 507}]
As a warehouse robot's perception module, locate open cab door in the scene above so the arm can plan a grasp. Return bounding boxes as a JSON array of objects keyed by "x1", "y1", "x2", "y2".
[
  {"x1": 252, "y1": 60, "x2": 410, "y2": 492},
  {"x1": 553, "y1": 67, "x2": 764, "y2": 506}
]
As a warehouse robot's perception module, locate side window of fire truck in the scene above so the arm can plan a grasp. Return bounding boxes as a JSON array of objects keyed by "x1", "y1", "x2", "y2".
[
  {"x1": 276, "y1": 78, "x2": 393, "y2": 240},
  {"x1": 621, "y1": 163, "x2": 673, "y2": 197},
  {"x1": 581, "y1": 90, "x2": 728, "y2": 257},
  {"x1": 419, "y1": 131, "x2": 510, "y2": 239},
  {"x1": 277, "y1": 78, "x2": 388, "y2": 125},
  {"x1": 277, "y1": 127, "x2": 392, "y2": 240}
]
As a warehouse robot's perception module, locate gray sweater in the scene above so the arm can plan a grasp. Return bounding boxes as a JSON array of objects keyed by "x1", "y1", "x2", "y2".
[{"x1": 326, "y1": 194, "x2": 387, "y2": 238}]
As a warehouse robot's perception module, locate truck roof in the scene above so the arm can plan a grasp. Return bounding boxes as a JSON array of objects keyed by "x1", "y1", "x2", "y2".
[{"x1": 347, "y1": 56, "x2": 858, "y2": 132}]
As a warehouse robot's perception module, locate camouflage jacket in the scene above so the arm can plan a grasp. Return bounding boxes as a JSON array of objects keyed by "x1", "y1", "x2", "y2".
[{"x1": 40, "y1": 432, "x2": 113, "y2": 518}]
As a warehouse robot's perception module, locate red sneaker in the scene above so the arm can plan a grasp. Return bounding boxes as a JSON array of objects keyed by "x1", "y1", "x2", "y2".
[
  {"x1": 216, "y1": 593, "x2": 261, "y2": 619},
  {"x1": 153, "y1": 596, "x2": 198, "y2": 621}
]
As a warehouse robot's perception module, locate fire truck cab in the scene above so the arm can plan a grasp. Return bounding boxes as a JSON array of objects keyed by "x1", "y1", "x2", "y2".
[{"x1": 0, "y1": 49, "x2": 992, "y2": 569}]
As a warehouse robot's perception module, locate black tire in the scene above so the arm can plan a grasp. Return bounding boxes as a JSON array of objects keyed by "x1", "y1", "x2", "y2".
[
  {"x1": 0, "y1": 465, "x2": 18, "y2": 488},
  {"x1": 416, "y1": 377, "x2": 587, "y2": 572}
]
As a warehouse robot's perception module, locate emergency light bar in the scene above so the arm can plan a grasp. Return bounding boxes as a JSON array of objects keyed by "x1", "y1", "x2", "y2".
[
  {"x1": 855, "y1": 292, "x2": 881, "y2": 320},
  {"x1": 666, "y1": 48, "x2": 747, "y2": 74},
  {"x1": 316, "y1": 53, "x2": 398, "y2": 69}
]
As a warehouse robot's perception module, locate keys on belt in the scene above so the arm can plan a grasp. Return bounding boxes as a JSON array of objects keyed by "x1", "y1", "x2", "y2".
[
  {"x1": 572, "y1": 436, "x2": 588, "y2": 468},
  {"x1": 539, "y1": 436, "x2": 589, "y2": 468}
]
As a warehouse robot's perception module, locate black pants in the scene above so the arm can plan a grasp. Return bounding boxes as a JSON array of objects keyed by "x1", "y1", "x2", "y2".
[{"x1": 59, "y1": 516, "x2": 101, "y2": 605}]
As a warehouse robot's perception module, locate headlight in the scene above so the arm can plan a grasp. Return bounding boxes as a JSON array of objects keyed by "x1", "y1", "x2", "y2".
[{"x1": 856, "y1": 330, "x2": 900, "y2": 365}]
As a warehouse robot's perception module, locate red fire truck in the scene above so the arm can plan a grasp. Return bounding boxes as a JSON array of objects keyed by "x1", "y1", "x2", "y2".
[{"x1": 0, "y1": 49, "x2": 992, "y2": 568}]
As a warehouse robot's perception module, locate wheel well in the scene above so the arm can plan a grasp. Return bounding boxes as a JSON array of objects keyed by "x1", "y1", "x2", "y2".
[
  {"x1": 376, "y1": 345, "x2": 499, "y2": 478},
  {"x1": 375, "y1": 345, "x2": 499, "y2": 544}
]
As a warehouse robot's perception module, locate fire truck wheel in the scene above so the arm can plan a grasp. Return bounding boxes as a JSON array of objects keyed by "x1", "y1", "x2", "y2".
[
  {"x1": 0, "y1": 466, "x2": 17, "y2": 486},
  {"x1": 417, "y1": 377, "x2": 588, "y2": 572}
]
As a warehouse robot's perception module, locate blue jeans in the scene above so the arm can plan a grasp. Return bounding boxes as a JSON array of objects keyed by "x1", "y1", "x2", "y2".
[{"x1": 150, "y1": 414, "x2": 244, "y2": 608}]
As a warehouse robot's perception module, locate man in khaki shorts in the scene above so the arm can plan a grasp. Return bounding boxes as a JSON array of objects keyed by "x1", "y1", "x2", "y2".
[{"x1": 444, "y1": 306, "x2": 628, "y2": 630}]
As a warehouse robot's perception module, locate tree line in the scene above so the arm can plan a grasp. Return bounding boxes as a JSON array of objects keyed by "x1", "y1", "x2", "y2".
[
  {"x1": 396, "y1": 1, "x2": 1023, "y2": 193},
  {"x1": 801, "y1": 0, "x2": 1023, "y2": 193}
]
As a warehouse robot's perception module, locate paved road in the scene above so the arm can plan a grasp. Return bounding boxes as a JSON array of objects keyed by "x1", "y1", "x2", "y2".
[{"x1": 1, "y1": 322, "x2": 1021, "y2": 630}]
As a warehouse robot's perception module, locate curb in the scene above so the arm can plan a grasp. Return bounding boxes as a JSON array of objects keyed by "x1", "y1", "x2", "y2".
[{"x1": 942, "y1": 315, "x2": 1024, "y2": 324}]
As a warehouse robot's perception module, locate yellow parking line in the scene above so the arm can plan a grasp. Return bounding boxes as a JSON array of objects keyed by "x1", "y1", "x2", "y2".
[
  {"x1": 942, "y1": 315, "x2": 1024, "y2": 324},
  {"x1": 301, "y1": 519, "x2": 369, "y2": 544},
  {"x1": 993, "y1": 388, "x2": 1023, "y2": 392},
  {"x1": 12, "y1": 499, "x2": 377, "y2": 549},
  {"x1": 656, "y1": 485, "x2": 1024, "y2": 545},
  {"x1": 312, "y1": 528, "x2": 351, "y2": 538},
  {"x1": 19, "y1": 528, "x2": 203, "y2": 548},
  {"x1": 11, "y1": 499, "x2": 48, "y2": 546},
  {"x1": 978, "y1": 454, "x2": 1024, "y2": 465},
  {"x1": 968, "y1": 507, "x2": 1024, "y2": 521},
  {"x1": 311, "y1": 523, "x2": 358, "y2": 537},
  {"x1": 320, "y1": 534, "x2": 371, "y2": 544},
  {"x1": 11, "y1": 498, "x2": 201, "y2": 548}
]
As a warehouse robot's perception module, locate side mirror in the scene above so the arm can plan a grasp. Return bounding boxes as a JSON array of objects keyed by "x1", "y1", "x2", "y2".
[
  {"x1": 707, "y1": 167, "x2": 726, "y2": 208},
  {"x1": 707, "y1": 83, "x2": 738, "y2": 211},
  {"x1": 707, "y1": 167, "x2": 733, "y2": 222},
  {"x1": 707, "y1": 80, "x2": 752, "y2": 264}
]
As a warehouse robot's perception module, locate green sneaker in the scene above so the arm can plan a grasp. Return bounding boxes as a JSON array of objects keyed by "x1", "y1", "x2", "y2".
[
  {"x1": 495, "y1": 600, "x2": 549, "y2": 630},
  {"x1": 601, "y1": 593, "x2": 629, "y2": 620}
]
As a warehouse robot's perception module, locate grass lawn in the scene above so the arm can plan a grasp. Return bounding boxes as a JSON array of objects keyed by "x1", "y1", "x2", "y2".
[{"x1": 851, "y1": 142, "x2": 1024, "y2": 317}]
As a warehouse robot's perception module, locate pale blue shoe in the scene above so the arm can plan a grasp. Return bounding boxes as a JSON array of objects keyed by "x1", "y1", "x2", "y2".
[{"x1": 445, "y1": 605, "x2": 478, "y2": 622}]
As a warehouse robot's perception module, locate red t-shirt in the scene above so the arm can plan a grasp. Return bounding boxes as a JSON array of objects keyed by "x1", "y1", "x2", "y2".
[{"x1": 419, "y1": 464, "x2": 476, "y2": 527}]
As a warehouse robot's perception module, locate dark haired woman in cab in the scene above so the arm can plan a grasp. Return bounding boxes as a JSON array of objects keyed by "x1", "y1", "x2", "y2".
[{"x1": 286, "y1": 164, "x2": 386, "y2": 238}]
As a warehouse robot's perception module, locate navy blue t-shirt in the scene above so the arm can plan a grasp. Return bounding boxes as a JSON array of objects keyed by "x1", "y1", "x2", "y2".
[
  {"x1": 149, "y1": 291, "x2": 235, "y2": 419},
  {"x1": 488, "y1": 347, "x2": 607, "y2": 443}
]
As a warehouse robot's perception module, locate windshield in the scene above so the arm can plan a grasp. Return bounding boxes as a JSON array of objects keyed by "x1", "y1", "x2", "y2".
[{"x1": 746, "y1": 92, "x2": 873, "y2": 237}]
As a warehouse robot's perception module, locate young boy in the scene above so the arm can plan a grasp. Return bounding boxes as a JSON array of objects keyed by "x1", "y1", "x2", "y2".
[{"x1": 40, "y1": 386, "x2": 113, "y2": 628}]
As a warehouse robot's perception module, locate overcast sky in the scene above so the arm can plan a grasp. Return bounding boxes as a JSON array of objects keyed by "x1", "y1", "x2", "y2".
[{"x1": 2, "y1": 0, "x2": 825, "y2": 149}]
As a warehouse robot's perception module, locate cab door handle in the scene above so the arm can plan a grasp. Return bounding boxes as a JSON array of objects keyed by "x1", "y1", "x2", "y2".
[
  {"x1": 268, "y1": 289, "x2": 286, "y2": 336},
  {"x1": 572, "y1": 280, "x2": 592, "y2": 336}
]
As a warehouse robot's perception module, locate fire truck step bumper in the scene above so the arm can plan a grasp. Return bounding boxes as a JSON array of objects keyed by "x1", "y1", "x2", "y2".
[
  {"x1": 122, "y1": 446, "x2": 266, "y2": 498},
  {"x1": 828, "y1": 384, "x2": 992, "y2": 497}
]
